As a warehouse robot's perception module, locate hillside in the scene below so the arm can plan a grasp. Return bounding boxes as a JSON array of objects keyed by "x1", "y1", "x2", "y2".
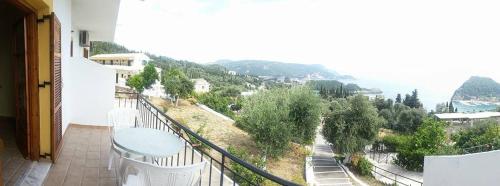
[
  {"x1": 452, "y1": 76, "x2": 500, "y2": 101},
  {"x1": 90, "y1": 42, "x2": 261, "y2": 91},
  {"x1": 214, "y1": 59, "x2": 353, "y2": 80}
]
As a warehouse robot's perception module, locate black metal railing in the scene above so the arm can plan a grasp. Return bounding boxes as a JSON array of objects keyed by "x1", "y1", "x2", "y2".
[
  {"x1": 371, "y1": 165, "x2": 423, "y2": 186},
  {"x1": 115, "y1": 92, "x2": 300, "y2": 186}
]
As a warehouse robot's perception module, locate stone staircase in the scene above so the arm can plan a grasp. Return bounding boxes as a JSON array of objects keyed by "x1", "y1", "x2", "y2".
[{"x1": 311, "y1": 142, "x2": 353, "y2": 186}]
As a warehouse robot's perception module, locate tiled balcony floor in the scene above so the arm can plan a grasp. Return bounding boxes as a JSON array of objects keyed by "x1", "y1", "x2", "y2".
[
  {"x1": 44, "y1": 125, "x2": 118, "y2": 186},
  {"x1": 43, "y1": 124, "x2": 234, "y2": 186}
]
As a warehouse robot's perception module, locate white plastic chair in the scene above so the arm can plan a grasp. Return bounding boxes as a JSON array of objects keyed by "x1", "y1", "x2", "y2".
[
  {"x1": 108, "y1": 108, "x2": 145, "y2": 170},
  {"x1": 119, "y1": 157, "x2": 207, "y2": 186}
]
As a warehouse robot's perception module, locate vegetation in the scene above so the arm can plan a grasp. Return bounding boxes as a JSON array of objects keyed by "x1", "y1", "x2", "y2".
[
  {"x1": 435, "y1": 101, "x2": 457, "y2": 113},
  {"x1": 373, "y1": 91, "x2": 426, "y2": 134},
  {"x1": 237, "y1": 86, "x2": 321, "y2": 157},
  {"x1": 394, "y1": 119, "x2": 447, "y2": 171},
  {"x1": 162, "y1": 68, "x2": 194, "y2": 106},
  {"x1": 452, "y1": 76, "x2": 500, "y2": 100},
  {"x1": 322, "y1": 95, "x2": 383, "y2": 154},
  {"x1": 227, "y1": 146, "x2": 266, "y2": 186},
  {"x1": 126, "y1": 74, "x2": 144, "y2": 93},
  {"x1": 451, "y1": 119, "x2": 500, "y2": 153},
  {"x1": 402, "y1": 89, "x2": 423, "y2": 109},
  {"x1": 288, "y1": 87, "x2": 322, "y2": 144},
  {"x1": 124, "y1": 63, "x2": 160, "y2": 93},
  {"x1": 142, "y1": 63, "x2": 159, "y2": 89},
  {"x1": 197, "y1": 92, "x2": 235, "y2": 119},
  {"x1": 351, "y1": 155, "x2": 373, "y2": 176}
]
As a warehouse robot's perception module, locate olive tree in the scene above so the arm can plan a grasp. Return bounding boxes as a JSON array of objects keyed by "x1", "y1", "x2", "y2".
[{"x1": 322, "y1": 95, "x2": 383, "y2": 156}]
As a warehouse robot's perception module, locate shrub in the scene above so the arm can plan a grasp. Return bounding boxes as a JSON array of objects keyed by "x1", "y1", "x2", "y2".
[
  {"x1": 227, "y1": 146, "x2": 265, "y2": 186},
  {"x1": 197, "y1": 92, "x2": 235, "y2": 119},
  {"x1": 382, "y1": 134, "x2": 410, "y2": 152},
  {"x1": 188, "y1": 123, "x2": 210, "y2": 152},
  {"x1": 451, "y1": 119, "x2": 500, "y2": 151},
  {"x1": 350, "y1": 154, "x2": 373, "y2": 176},
  {"x1": 357, "y1": 157, "x2": 373, "y2": 176},
  {"x1": 395, "y1": 119, "x2": 446, "y2": 171},
  {"x1": 186, "y1": 97, "x2": 198, "y2": 105}
]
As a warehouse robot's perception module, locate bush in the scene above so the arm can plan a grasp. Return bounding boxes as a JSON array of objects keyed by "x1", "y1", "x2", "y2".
[
  {"x1": 197, "y1": 92, "x2": 235, "y2": 119},
  {"x1": 394, "y1": 119, "x2": 446, "y2": 171},
  {"x1": 227, "y1": 146, "x2": 265, "y2": 186},
  {"x1": 187, "y1": 123, "x2": 210, "y2": 152},
  {"x1": 357, "y1": 157, "x2": 373, "y2": 176},
  {"x1": 350, "y1": 154, "x2": 373, "y2": 176},
  {"x1": 382, "y1": 134, "x2": 410, "y2": 152},
  {"x1": 451, "y1": 119, "x2": 500, "y2": 151}
]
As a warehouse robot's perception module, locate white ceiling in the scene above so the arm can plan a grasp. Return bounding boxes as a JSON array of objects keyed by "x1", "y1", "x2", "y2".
[{"x1": 72, "y1": 0, "x2": 121, "y2": 42}]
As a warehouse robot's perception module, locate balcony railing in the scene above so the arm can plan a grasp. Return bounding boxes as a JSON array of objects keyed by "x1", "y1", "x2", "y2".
[{"x1": 115, "y1": 92, "x2": 299, "y2": 186}]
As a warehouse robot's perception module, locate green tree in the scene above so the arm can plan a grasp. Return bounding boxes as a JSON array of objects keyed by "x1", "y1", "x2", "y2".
[
  {"x1": 395, "y1": 119, "x2": 447, "y2": 171},
  {"x1": 197, "y1": 92, "x2": 234, "y2": 118},
  {"x1": 395, "y1": 94, "x2": 402, "y2": 103},
  {"x1": 322, "y1": 95, "x2": 383, "y2": 155},
  {"x1": 126, "y1": 74, "x2": 144, "y2": 93},
  {"x1": 162, "y1": 68, "x2": 194, "y2": 106},
  {"x1": 448, "y1": 101, "x2": 455, "y2": 113},
  {"x1": 395, "y1": 109, "x2": 426, "y2": 133},
  {"x1": 237, "y1": 88, "x2": 292, "y2": 157},
  {"x1": 288, "y1": 87, "x2": 322, "y2": 144},
  {"x1": 142, "y1": 63, "x2": 159, "y2": 89}
]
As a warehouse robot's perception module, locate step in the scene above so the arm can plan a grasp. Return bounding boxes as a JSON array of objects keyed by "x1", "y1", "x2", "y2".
[
  {"x1": 313, "y1": 166, "x2": 343, "y2": 172},
  {"x1": 316, "y1": 178, "x2": 351, "y2": 184},
  {"x1": 314, "y1": 171, "x2": 348, "y2": 178}
]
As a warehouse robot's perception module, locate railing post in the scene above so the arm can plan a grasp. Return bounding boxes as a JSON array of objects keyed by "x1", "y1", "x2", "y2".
[
  {"x1": 221, "y1": 155, "x2": 225, "y2": 186},
  {"x1": 135, "y1": 93, "x2": 140, "y2": 127}
]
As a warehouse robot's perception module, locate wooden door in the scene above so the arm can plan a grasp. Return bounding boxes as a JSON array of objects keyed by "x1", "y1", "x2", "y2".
[
  {"x1": 50, "y1": 13, "x2": 63, "y2": 162},
  {"x1": 13, "y1": 17, "x2": 30, "y2": 158}
]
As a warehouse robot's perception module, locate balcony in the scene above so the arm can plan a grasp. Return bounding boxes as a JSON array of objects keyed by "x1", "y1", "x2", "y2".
[{"x1": 43, "y1": 92, "x2": 299, "y2": 186}]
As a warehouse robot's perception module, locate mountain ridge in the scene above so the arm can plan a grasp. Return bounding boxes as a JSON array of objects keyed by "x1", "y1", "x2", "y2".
[
  {"x1": 214, "y1": 59, "x2": 354, "y2": 80},
  {"x1": 452, "y1": 76, "x2": 500, "y2": 102}
]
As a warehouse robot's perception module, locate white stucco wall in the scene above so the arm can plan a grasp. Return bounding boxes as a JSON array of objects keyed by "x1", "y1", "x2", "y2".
[
  {"x1": 54, "y1": 0, "x2": 116, "y2": 132},
  {"x1": 423, "y1": 150, "x2": 500, "y2": 186},
  {"x1": 54, "y1": 0, "x2": 73, "y2": 133},
  {"x1": 67, "y1": 59, "x2": 115, "y2": 126}
]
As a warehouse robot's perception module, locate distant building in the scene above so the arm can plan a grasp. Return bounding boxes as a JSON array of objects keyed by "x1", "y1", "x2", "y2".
[
  {"x1": 227, "y1": 71, "x2": 237, "y2": 75},
  {"x1": 435, "y1": 112, "x2": 500, "y2": 133},
  {"x1": 90, "y1": 53, "x2": 150, "y2": 85},
  {"x1": 192, "y1": 78, "x2": 210, "y2": 93},
  {"x1": 241, "y1": 91, "x2": 256, "y2": 97}
]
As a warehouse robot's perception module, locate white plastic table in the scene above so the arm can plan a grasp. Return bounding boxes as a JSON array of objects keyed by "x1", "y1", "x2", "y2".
[{"x1": 113, "y1": 128, "x2": 185, "y2": 158}]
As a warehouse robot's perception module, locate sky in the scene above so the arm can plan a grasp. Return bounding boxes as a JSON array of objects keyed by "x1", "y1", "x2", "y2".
[{"x1": 115, "y1": 0, "x2": 500, "y2": 109}]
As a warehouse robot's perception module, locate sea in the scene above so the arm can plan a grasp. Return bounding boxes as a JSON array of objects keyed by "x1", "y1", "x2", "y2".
[{"x1": 340, "y1": 78, "x2": 499, "y2": 113}]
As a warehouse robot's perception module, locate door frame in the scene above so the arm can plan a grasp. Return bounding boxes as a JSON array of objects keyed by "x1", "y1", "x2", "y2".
[{"x1": 7, "y1": 0, "x2": 40, "y2": 161}]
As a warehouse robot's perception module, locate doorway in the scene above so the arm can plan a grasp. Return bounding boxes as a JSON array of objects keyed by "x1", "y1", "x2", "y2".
[{"x1": 0, "y1": 0, "x2": 39, "y2": 162}]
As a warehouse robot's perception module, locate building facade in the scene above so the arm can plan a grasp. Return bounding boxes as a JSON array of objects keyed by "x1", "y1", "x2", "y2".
[
  {"x1": 192, "y1": 78, "x2": 211, "y2": 93},
  {"x1": 90, "y1": 53, "x2": 150, "y2": 85}
]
